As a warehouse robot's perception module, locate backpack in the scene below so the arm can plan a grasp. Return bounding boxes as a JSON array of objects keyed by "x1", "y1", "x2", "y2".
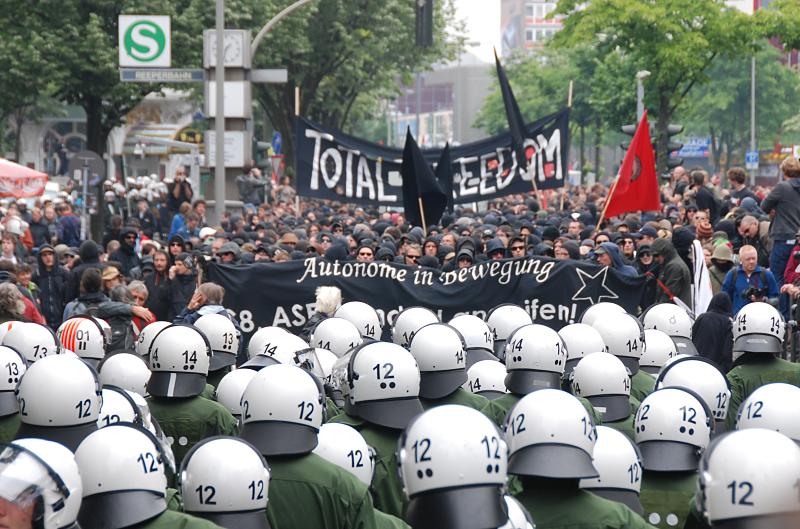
[{"x1": 75, "y1": 302, "x2": 135, "y2": 353}]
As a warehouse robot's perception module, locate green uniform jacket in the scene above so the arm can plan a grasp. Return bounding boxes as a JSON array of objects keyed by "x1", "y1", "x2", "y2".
[
  {"x1": 266, "y1": 452, "x2": 377, "y2": 529},
  {"x1": 683, "y1": 495, "x2": 710, "y2": 529},
  {"x1": 726, "y1": 355, "x2": 800, "y2": 428},
  {"x1": 200, "y1": 383, "x2": 216, "y2": 401},
  {"x1": 325, "y1": 397, "x2": 341, "y2": 421},
  {"x1": 514, "y1": 481, "x2": 657, "y2": 529},
  {"x1": 420, "y1": 387, "x2": 489, "y2": 412},
  {"x1": 0, "y1": 413, "x2": 20, "y2": 444},
  {"x1": 206, "y1": 367, "x2": 230, "y2": 390},
  {"x1": 375, "y1": 510, "x2": 411, "y2": 529},
  {"x1": 329, "y1": 413, "x2": 406, "y2": 519},
  {"x1": 631, "y1": 371, "x2": 656, "y2": 403},
  {"x1": 133, "y1": 509, "x2": 224, "y2": 529},
  {"x1": 147, "y1": 395, "x2": 239, "y2": 466},
  {"x1": 593, "y1": 397, "x2": 639, "y2": 443},
  {"x1": 166, "y1": 488, "x2": 182, "y2": 511},
  {"x1": 639, "y1": 471, "x2": 697, "y2": 529},
  {"x1": 481, "y1": 392, "x2": 602, "y2": 428}
]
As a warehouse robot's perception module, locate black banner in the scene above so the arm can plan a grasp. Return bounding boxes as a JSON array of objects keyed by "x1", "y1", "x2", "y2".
[
  {"x1": 294, "y1": 109, "x2": 570, "y2": 207},
  {"x1": 208, "y1": 257, "x2": 643, "y2": 340}
]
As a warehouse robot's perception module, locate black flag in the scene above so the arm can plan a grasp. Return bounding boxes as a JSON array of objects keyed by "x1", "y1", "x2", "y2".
[
  {"x1": 435, "y1": 143, "x2": 454, "y2": 212},
  {"x1": 494, "y1": 48, "x2": 529, "y2": 171},
  {"x1": 401, "y1": 128, "x2": 447, "y2": 229}
]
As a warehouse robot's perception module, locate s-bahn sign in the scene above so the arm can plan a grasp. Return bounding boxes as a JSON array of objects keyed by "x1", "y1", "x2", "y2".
[{"x1": 119, "y1": 15, "x2": 171, "y2": 68}]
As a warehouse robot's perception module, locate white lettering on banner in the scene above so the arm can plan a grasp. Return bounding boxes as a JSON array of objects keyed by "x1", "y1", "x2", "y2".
[
  {"x1": 320, "y1": 148, "x2": 342, "y2": 188},
  {"x1": 495, "y1": 149, "x2": 515, "y2": 190},
  {"x1": 479, "y1": 152, "x2": 497, "y2": 195},
  {"x1": 456, "y1": 156, "x2": 480, "y2": 197},
  {"x1": 376, "y1": 160, "x2": 397, "y2": 202},
  {"x1": 532, "y1": 129, "x2": 563, "y2": 183},
  {"x1": 356, "y1": 156, "x2": 376, "y2": 200},
  {"x1": 306, "y1": 129, "x2": 334, "y2": 190},
  {"x1": 341, "y1": 147, "x2": 361, "y2": 197}
]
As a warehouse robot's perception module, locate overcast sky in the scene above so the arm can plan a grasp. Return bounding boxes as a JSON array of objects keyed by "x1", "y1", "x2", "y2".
[{"x1": 453, "y1": 0, "x2": 501, "y2": 63}]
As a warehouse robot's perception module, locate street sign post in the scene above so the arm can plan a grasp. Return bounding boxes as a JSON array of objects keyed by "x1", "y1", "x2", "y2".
[
  {"x1": 118, "y1": 15, "x2": 171, "y2": 68},
  {"x1": 746, "y1": 150, "x2": 759, "y2": 170},
  {"x1": 119, "y1": 68, "x2": 204, "y2": 83}
]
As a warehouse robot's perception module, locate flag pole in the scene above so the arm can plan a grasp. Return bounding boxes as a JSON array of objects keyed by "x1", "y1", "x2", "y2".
[
  {"x1": 417, "y1": 197, "x2": 428, "y2": 234},
  {"x1": 596, "y1": 170, "x2": 621, "y2": 230},
  {"x1": 560, "y1": 81, "x2": 574, "y2": 212}
]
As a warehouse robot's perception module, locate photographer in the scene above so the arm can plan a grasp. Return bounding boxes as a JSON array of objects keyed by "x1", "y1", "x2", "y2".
[
  {"x1": 167, "y1": 166, "x2": 194, "y2": 215},
  {"x1": 722, "y1": 245, "x2": 779, "y2": 314}
]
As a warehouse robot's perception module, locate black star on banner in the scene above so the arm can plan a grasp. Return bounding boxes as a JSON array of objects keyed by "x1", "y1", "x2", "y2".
[{"x1": 571, "y1": 267, "x2": 620, "y2": 304}]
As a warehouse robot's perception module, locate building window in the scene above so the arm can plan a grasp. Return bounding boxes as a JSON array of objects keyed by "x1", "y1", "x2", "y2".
[
  {"x1": 525, "y1": 2, "x2": 534, "y2": 17},
  {"x1": 534, "y1": 4, "x2": 544, "y2": 18},
  {"x1": 525, "y1": 29, "x2": 534, "y2": 42}
]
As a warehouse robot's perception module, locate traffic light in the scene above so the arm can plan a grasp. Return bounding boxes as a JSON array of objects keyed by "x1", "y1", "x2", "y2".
[
  {"x1": 416, "y1": 0, "x2": 434, "y2": 47},
  {"x1": 664, "y1": 124, "x2": 684, "y2": 169},
  {"x1": 620, "y1": 124, "x2": 637, "y2": 151}
]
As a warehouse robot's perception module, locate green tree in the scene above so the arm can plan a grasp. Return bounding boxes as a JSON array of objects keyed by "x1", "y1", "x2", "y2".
[
  {"x1": 680, "y1": 45, "x2": 800, "y2": 173},
  {"x1": 552, "y1": 0, "x2": 756, "y2": 175}
]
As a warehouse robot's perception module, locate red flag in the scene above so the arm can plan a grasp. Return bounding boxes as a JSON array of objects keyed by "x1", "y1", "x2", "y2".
[{"x1": 604, "y1": 111, "x2": 660, "y2": 218}]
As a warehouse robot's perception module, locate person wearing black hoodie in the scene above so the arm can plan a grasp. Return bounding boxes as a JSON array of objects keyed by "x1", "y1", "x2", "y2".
[
  {"x1": 691, "y1": 292, "x2": 733, "y2": 373},
  {"x1": 109, "y1": 226, "x2": 141, "y2": 277},
  {"x1": 167, "y1": 252, "x2": 198, "y2": 321},
  {"x1": 64, "y1": 240, "x2": 106, "y2": 303},
  {"x1": 32, "y1": 244, "x2": 67, "y2": 328}
]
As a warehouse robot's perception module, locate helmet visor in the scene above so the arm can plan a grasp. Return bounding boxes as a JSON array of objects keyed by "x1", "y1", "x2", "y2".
[
  {"x1": 240, "y1": 355, "x2": 281, "y2": 371},
  {"x1": 353, "y1": 397, "x2": 424, "y2": 430},
  {"x1": 209, "y1": 351, "x2": 237, "y2": 372},
  {"x1": 0, "y1": 444, "x2": 68, "y2": 519},
  {"x1": 672, "y1": 337, "x2": 698, "y2": 356},
  {"x1": 639, "y1": 440, "x2": 701, "y2": 472},
  {"x1": 295, "y1": 349, "x2": 325, "y2": 380},
  {"x1": 465, "y1": 348, "x2": 497, "y2": 369},
  {"x1": 147, "y1": 372, "x2": 206, "y2": 398},
  {"x1": 15, "y1": 422, "x2": 98, "y2": 453},
  {"x1": 419, "y1": 369, "x2": 467, "y2": 400},
  {"x1": 405, "y1": 485, "x2": 507, "y2": 529},
  {"x1": 733, "y1": 334, "x2": 782, "y2": 354},
  {"x1": 586, "y1": 395, "x2": 631, "y2": 422},
  {"x1": 505, "y1": 371, "x2": 562, "y2": 395},
  {"x1": 508, "y1": 444, "x2": 598, "y2": 479}
]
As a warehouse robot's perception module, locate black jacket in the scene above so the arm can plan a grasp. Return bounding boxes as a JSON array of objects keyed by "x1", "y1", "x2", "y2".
[
  {"x1": 167, "y1": 273, "x2": 196, "y2": 321},
  {"x1": 692, "y1": 292, "x2": 733, "y2": 373},
  {"x1": 109, "y1": 227, "x2": 141, "y2": 277},
  {"x1": 29, "y1": 219, "x2": 50, "y2": 248},
  {"x1": 32, "y1": 244, "x2": 68, "y2": 328},
  {"x1": 144, "y1": 270, "x2": 171, "y2": 321},
  {"x1": 135, "y1": 209, "x2": 158, "y2": 238},
  {"x1": 65, "y1": 241, "x2": 106, "y2": 303}
]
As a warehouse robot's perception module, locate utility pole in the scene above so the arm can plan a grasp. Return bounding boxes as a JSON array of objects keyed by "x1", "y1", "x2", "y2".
[
  {"x1": 750, "y1": 55, "x2": 757, "y2": 186},
  {"x1": 214, "y1": 0, "x2": 226, "y2": 223}
]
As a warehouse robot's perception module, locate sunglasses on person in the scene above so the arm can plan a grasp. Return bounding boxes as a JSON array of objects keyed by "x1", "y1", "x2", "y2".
[
  {"x1": 124, "y1": 234, "x2": 137, "y2": 240},
  {"x1": 321, "y1": 238, "x2": 331, "y2": 243},
  {"x1": 170, "y1": 242, "x2": 183, "y2": 247},
  {"x1": 406, "y1": 254, "x2": 420, "y2": 261},
  {"x1": 510, "y1": 245, "x2": 525, "y2": 251},
  {"x1": 358, "y1": 251, "x2": 373, "y2": 257}
]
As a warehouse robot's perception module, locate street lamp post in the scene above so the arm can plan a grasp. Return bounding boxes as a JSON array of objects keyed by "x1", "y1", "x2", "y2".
[
  {"x1": 636, "y1": 70, "x2": 650, "y2": 120},
  {"x1": 213, "y1": 0, "x2": 225, "y2": 224}
]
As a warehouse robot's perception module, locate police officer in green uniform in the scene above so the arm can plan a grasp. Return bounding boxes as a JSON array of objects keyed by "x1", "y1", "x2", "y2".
[
  {"x1": 448, "y1": 314, "x2": 498, "y2": 368},
  {"x1": 238, "y1": 363, "x2": 377, "y2": 529},
  {"x1": 397, "y1": 405, "x2": 511, "y2": 529},
  {"x1": 481, "y1": 324, "x2": 602, "y2": 426},
  {"x1": 725, "y1": 302, "x2": 800, "y2": 428},
  {"x1": 0, "y1": 438, "x2": 83, "y2": 529},
  {"x1": 408, "y1": 322, "x2": 489, "y2": 411},
  {"x1": 697, "y1": 429, "x2": 800, "y2": 529},
  {"x1": 145, "y1": 324, "x2": 238, "y2": 466},
  {"x1": 214, "y1": 368, "x2": 257, "y2": 420},
  {"x1": 641, "y1": 302, "x2": 698, "y2": 356},
  {"x1": 558, "y1": 321, "x2": 606, "y2": 379},
  {"x1": 571, "y1": 352, "x2": 638, "y2": 441},
  {"x1": 638, "y1": 329, "x2": 679, "y2": 376},
  {"x1": 463, "y1": 359, "x2": 508, "y2": 400},
  {"x1": 655, "y1": 356, "x2": 731, "y2": 434},
  {"x1": 75, "y1": 423, "x2": 223, "y2": 529},
  {"x1": 592, "y1": 312, "x2": 655, "y2": 402},
  {"x1": 506, "y1": 389, "x2": 656, "y2": 529},
  {"x1": 0, "y1": 345, "x2": 24, "y2": 443},
  {"x1": 635, "y1": 387, "x2": 711, "y2": 529},
  {"x1": 14, "y1": 355, "x2": 100, "y2": 452},
  {"x1": 579, "y1": 426, "x2": 646, "y2": 515},
  {"x1": 485, "y1": 303, "x2": 532, "y2": 360},
  {"x1": 180, "y1": 436, "x2": 272, "y2": 529},
  {"x1": 329, "y1": 341, "x2": 425, "y2": 518},
  {"x1": 314, "y1": 423, "x2": 410, "y2": 529},
  {"x1": 194, "y1": 313, "x2": 241, "y2": 390}
]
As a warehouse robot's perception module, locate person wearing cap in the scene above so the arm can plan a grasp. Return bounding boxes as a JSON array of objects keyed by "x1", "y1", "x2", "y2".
[
  {"x1": 595, "y1": 243, "x2": 638, "y2": 277},
  {"x1": 102, "y1": 266, "x2": 123, "y2": 294},
  {"x1": 32, "y1": 244, "x2": 67, "y2": 328},
  {"x1": 636, "y1": 226, "x2": 657, "y2": 247}
]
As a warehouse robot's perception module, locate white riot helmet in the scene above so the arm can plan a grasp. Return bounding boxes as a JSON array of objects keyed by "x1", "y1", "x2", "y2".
[
  {"x1": 98, "y1": 386, "x2": 143, "y2": 428},
  {"x1": 506, "y1": 389, "x2": 598, "y2": 479},
  {"x1": 15, "y1": 355, "x2": 100, "y2": 451},
  {"x1": 74, "y1": 424, "x2": 169, "y2": 529},
  {"x1": 180, "y1": 437, "x2": 271, "y2": 529},
  {"x1": 194, "y1": 313, "x2": 239, "y2": 372},
  {"x1": 0, "y1": 438, "x2": 82, "y2": 529},
  {"x1": 0, "y1": 345, "x2": 25, "y2": 416},
  {"x1": 57, "y1": 316, "x2": 108, "y2": 368},
  {"x1": 504, "y1": 324, "x2": 566, "y2": 394},
  {"x1": 392, "y1": 307, "x2": 439, "y2": 348},
  {"x1": 579, "y1": 426, "x2": 644, "y2": 515},
  {"x1": 246, "y1": 326, "x2": 288, "y2": 358},
  {"x1": 98, "y1": 353, "x2": 151, "y2": 396},
  {"x1": 313, "y1": 423, "x2": 374, "y2": 486},
  {"x1": 571, "y1": 352, "x2": 632, "y2": 422},
  {"x1": 135, "y1": 321, "x2": 170, "y2": 357},
  {"x1": 641, "y1": 303, "x2": 696, "y2": 356},
  {"x1": 215, "y1": 369, "x2": 257, "y2": 418},
  {"x1": 499, "y1": 495, "x2": 535, "y2": 529},
  {"x1": 559, "y1": 323, "x2": 606, "y2": 377},
  {"x1": 242, "y1": 329, "x2": 307, "y2": 370},
  {"x1": 347, "y1": 341, "x2": 423, "y2": 430},
  {"x1": 146, "y1": 324, "x2": 210, "y2": 398},
  {"x1": 239, "y1": 364, "x2": 324, "y2": 456},
  {"x1": 699, "y1": 429, "x2": 800, "y2": 529},
  {"x1": 486, "y1": 304, "x2": 532, "y2": 361},
  {"x1": 448, "y1": 314, "x2": 496, "y2": 367},
  {"x1": 733, "y1": 302, "x2": 785, "y2": 354},
  {"x1": 335, "y1": 301, "x2": 381, "y2": 340},
  {"x1": 591, "y1": 312, "x2": 644, "y2": 374},
  {"x1": 408, "y1": 323, "x2": 467, "y2": 399},
  {"x1": 310, "y1": 317, "x2": 363, "y2": 358},
  {"x1": 398, "y1": 405, "x2": 508, "y2": 529},
  {"x1": 634, "y1": 387, "x2": 711, "y2": 471},
  {"x1": 463, "y1": 360, "x2": 507, "y2": 400},
  {"x1": 656, "y1": 356, "x2": 731, "y2": 430},
  {"x1": 0, "y1": 321, "x2": 20, "y2": 343},
  {"x1": 579, "y1": 302, "x2": 626, "y2": 326},
  {"x1": 3, "y1": 322, "x2": 60, "y2": 363},
  {"x1": 736, "y1": 383, "x2": 800, "y2": 443},
  {"x1": 639, "y1": 329, "x2": 678, "y2": 375}
]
